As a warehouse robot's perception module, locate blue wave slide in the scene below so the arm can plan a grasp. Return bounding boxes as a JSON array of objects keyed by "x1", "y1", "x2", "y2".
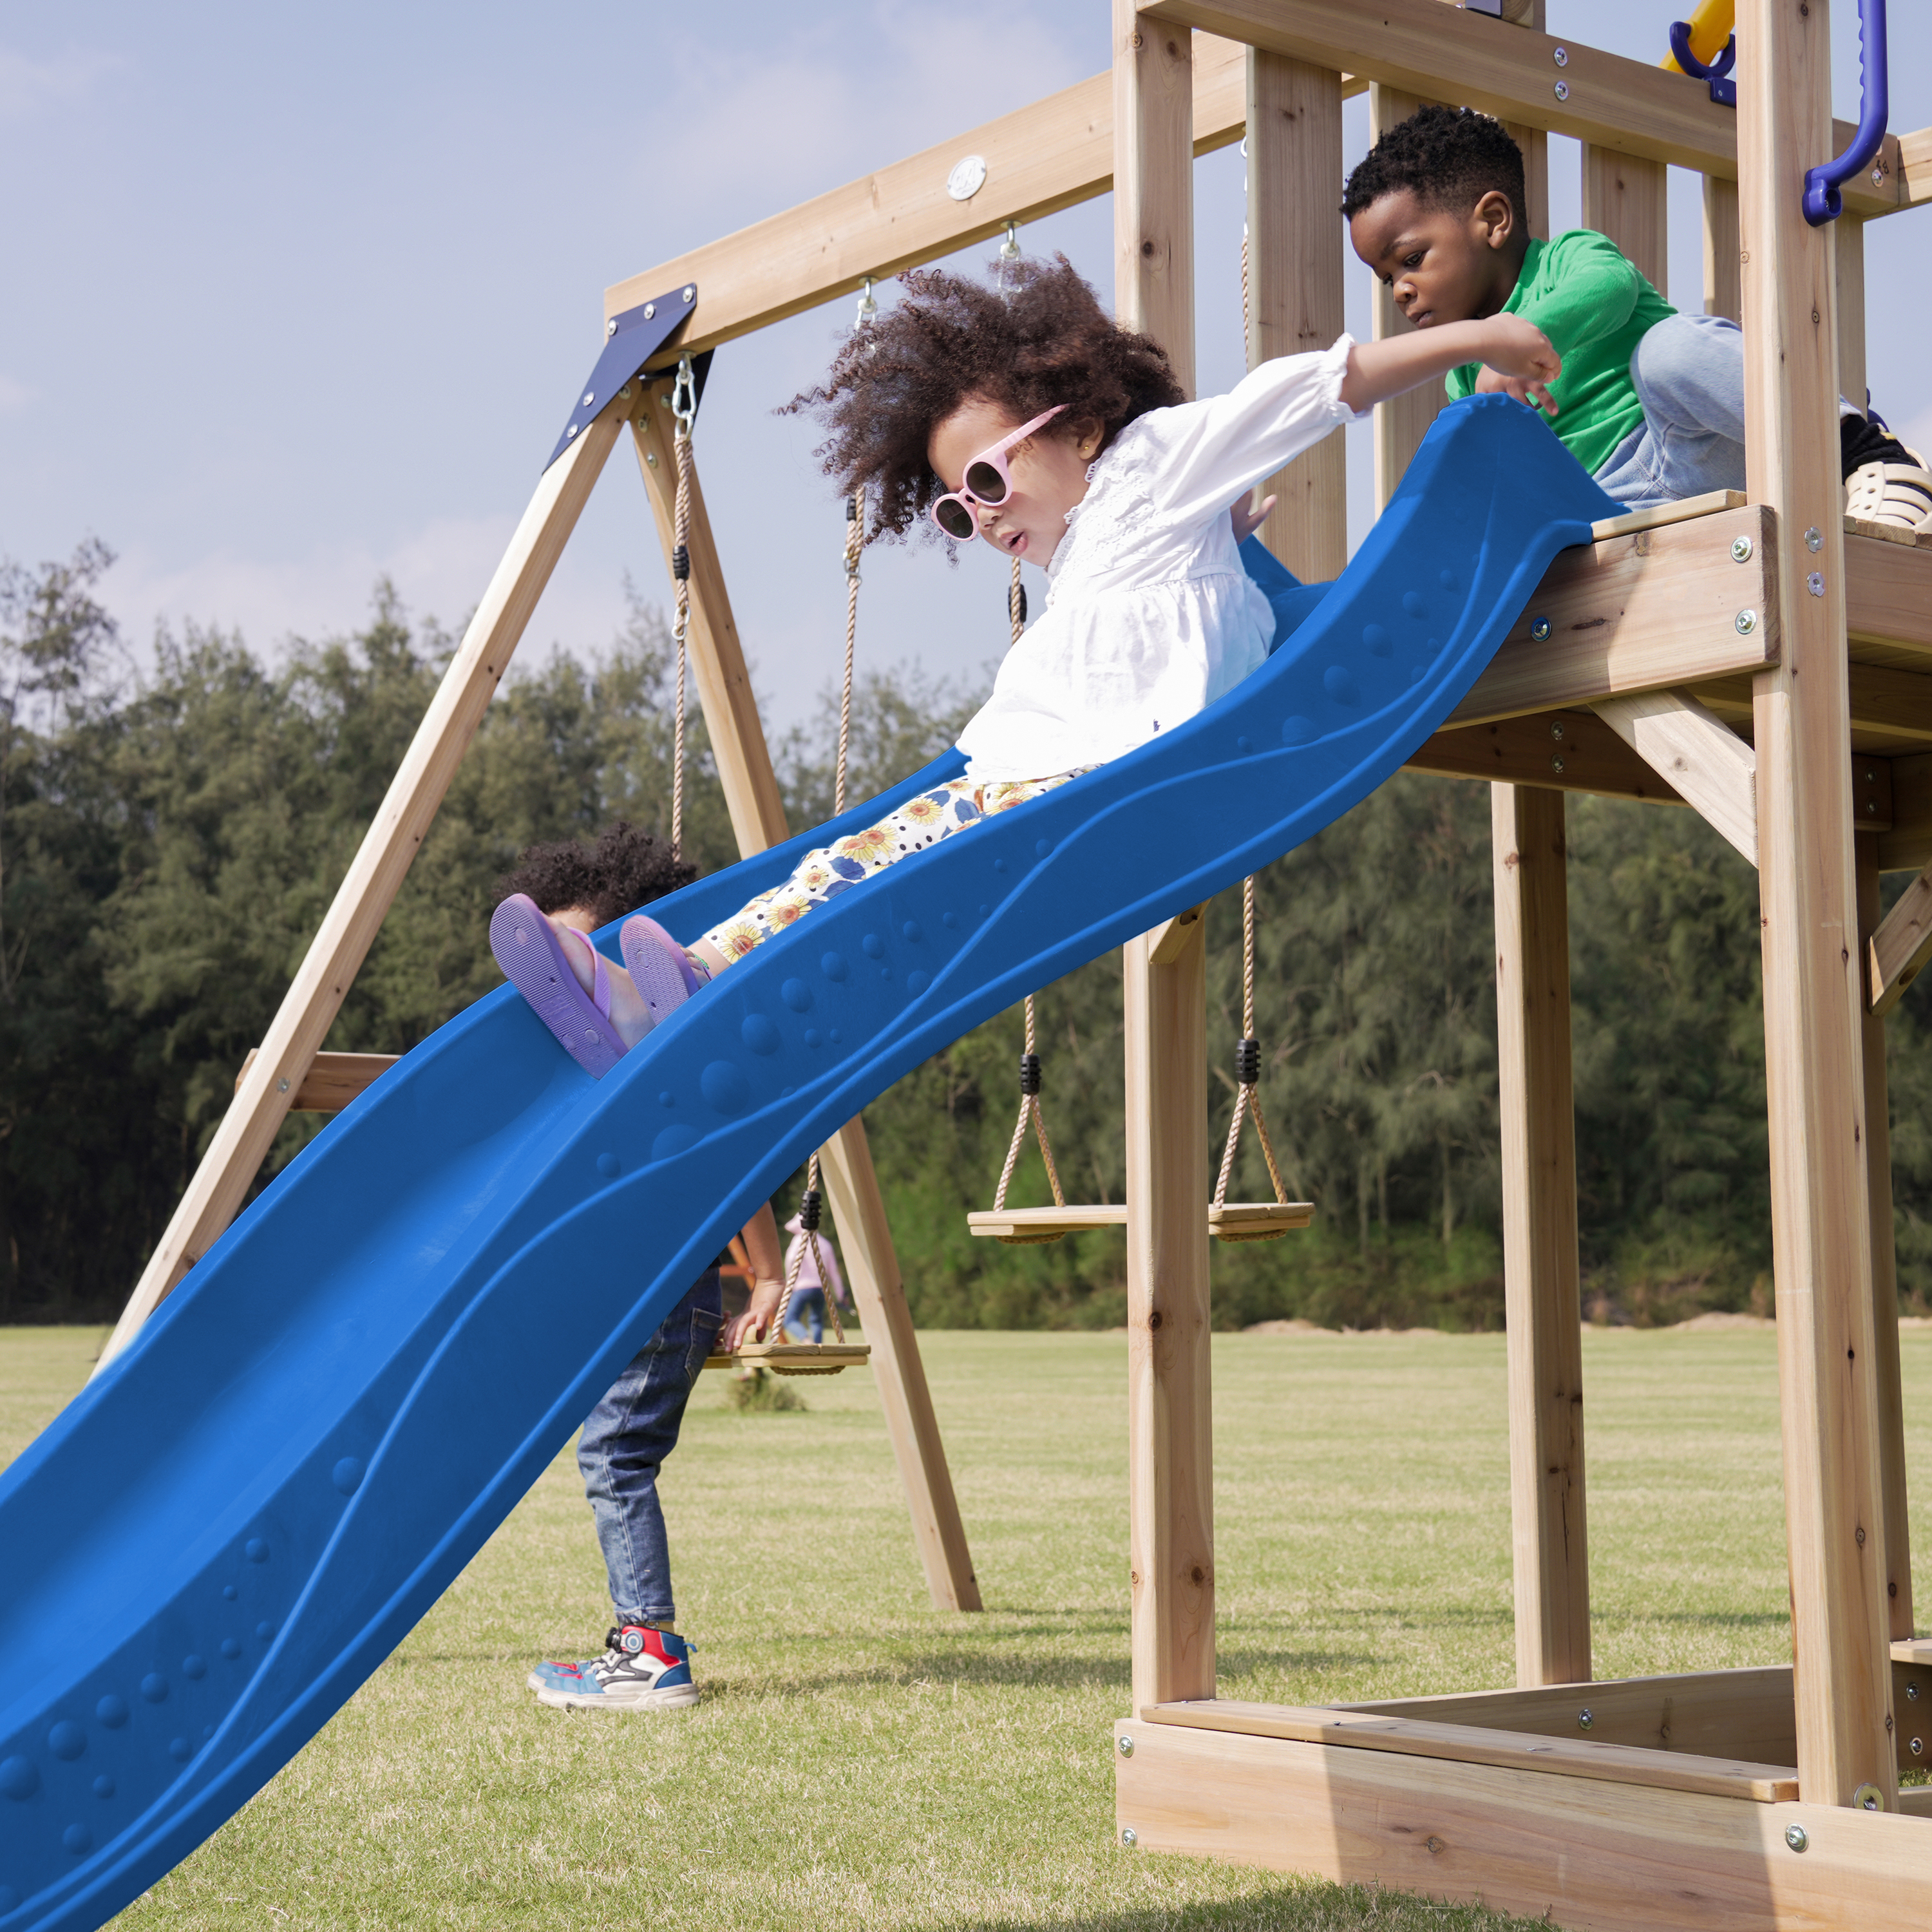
[{"x1": 0, "y1": 396, "x2": 1616, "y2": 1928}]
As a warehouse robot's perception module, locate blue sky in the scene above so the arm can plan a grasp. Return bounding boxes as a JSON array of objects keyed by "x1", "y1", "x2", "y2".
[{"x1": 3, "y1": 1, "x2": 1927, "y2": 737}]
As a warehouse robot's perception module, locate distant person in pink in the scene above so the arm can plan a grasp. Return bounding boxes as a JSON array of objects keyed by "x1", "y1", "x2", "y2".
[{"x1": 781, "y1": 1213, "x2": 848, "y2": 1344}]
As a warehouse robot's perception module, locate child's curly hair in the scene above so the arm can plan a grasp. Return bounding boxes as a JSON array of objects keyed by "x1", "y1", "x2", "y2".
[
  {"x1": 495, "y1": 822, "x2": 696, "y2": 926},
  {"x1": 1341, "y1": 104, "x2": 1526, "y2": 233},
  {"x1": 786, "y1": 254, "x2": 1185, "y2": 541}
]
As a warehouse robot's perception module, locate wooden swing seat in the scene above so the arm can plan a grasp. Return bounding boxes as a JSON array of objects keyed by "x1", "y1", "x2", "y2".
[
  {"x1": 967, "y1": 1202, "x2": 1312, "y2": 1244},
  {"x1": 703, "y1": 1340, "x2": 871, "y2": 1377}
]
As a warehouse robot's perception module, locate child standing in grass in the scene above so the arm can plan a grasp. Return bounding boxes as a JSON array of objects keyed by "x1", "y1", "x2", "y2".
[
  {"x1": 498, "y1": 824, "x2": 787, "y2": 1712},
  {"x1": 1342, "y1": 104, "x2": 1930, "y2": 528},
  {"x1": 490, "y1": 254, "x2": 1562, "y2": 1061}
]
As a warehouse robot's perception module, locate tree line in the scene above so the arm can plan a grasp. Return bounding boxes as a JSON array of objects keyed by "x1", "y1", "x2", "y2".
[{"x1": 7, "y1": 540, "x2": 1932, "y2": 1329}]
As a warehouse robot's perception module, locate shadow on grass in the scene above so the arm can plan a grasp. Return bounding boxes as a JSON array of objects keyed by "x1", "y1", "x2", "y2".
[{"x1": 961, "y1": 1876, "x2": 1544, "y2": 1931}]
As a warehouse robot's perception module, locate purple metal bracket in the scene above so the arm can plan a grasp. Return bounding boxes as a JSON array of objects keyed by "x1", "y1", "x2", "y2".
[
  {"x1": 1804, "y1": 0, "x2": 1888, "y2": 225},
  {"x1": 544, "y1": 283, "x2": 699, "y2": 473},
  {"x1": 1669, "y1": 20, "x2": 1736, "y2": 108}
]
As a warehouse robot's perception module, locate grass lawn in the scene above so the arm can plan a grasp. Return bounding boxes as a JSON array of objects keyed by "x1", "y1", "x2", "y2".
[{"x1": 6, "y1": 1323, "x2": 1930, "y2": 1930}]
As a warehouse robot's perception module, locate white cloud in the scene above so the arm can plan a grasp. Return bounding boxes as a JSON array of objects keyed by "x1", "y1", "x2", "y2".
[{"x1": 0, "y1": 43, "x2": 119, "y2": 124}]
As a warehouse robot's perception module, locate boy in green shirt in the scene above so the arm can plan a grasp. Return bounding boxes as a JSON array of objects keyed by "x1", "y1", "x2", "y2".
[{"x1": 1340, "y1": 104, "x2": 1929, "y2": 530}]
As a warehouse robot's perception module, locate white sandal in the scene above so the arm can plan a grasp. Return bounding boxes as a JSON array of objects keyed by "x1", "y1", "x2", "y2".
[{"x1": 1845, "y1": 459, "x2": 1932, "y2": 533}]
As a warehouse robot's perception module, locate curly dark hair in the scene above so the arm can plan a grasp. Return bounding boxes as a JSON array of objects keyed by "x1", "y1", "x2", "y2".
[
  {"x1": 786, "y1": 254, "x2": 1185, "y2": 541},
  {"x1": 495, "y1": 822, "x2": 696, "y2": 925},
  {"x1": 1340, "y1": 104, "x2": 1526, "y2": 233}
]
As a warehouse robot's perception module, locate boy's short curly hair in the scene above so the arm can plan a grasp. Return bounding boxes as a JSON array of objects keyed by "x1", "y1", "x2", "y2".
[
  {"x1": 1341, "y1": 104, "x2": 1526, "y2": 232},
  {"x1": 495, "y1": 822, "x2": 696, "y2": 927},
  {"x1": 786, "y1": 254, "x2": 1185, "y2": 542}
]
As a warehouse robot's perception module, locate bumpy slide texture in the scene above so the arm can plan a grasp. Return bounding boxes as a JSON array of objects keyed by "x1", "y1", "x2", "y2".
[{"x1": 0, "y1": 396, "x2": 1615, "y2": 1929}]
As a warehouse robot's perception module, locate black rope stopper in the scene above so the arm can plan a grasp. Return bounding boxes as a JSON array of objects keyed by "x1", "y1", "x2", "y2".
[
  {"x1": 1019, "y1": 1052, "x2": 1042, "y2": 1097},
  {"x1": 798, "y1": 1188, "x2": 823, "y2": 1233},
  {"x1": 1235, "y1": 1037, "x2": 1261, "y2": 1087},
  {"x1": 1008, "y1": 580, "x2": 1027, "y2": 627},
  {"x1": 846, "y1": 497, "x2": 860, "y2": 523},
  {"x1": 671, "y1": 543, "x2": 690, "y2": 580}
]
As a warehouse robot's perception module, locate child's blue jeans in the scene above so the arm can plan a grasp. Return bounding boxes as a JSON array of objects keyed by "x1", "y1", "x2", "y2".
[
  {"x1": 783, "y1": 1285, "x2": 826, "y2": 1343},
  {"x1": 1592, "y1": 311, "x2": 1853, "y2": 511},
  {"x1": 1591, "y1": 312, "x2": 1748, "y2": 510},
  {"x1": 576, "y1": 1267, "x2": 722, "y2": 1626}
]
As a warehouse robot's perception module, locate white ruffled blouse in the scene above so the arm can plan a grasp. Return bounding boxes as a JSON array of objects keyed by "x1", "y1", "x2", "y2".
[{"x1": 954, "y1": 334, "x2": 1364, "y2": 784}]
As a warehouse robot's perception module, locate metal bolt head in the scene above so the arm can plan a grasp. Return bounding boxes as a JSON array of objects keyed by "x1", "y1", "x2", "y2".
[
  {"x1": 1735, "y1": 607, "x2": 1758, "y2": 634},
  {"x1": 683, "y1": 285, "x2": 695, "y2": 302},
  {"x1": 1530, "y1": 615, "x2": 1552, "y2": 641},
  {"x1": 1549, "y1": 721, "x2": 1565, "y2": 741},
  {"x1": 1121, "y1": 1826, "x2": 1138, "y2": 1848},
  {"x1": 1808, "y1": 571, "x2": 1825, "y2": 597},
  {"x1": 1551, "y1": 755, "x2": 1566, "y2": 774},
  {"x1": 1553, "y1": 45, "x2": 1569, "y2": 66},
  {"x1": 1785, "y1": 1823, "x2": 1809, "y2": 1852},
  {"x1": 582, "y1": 391, "x2": 595, "y2": 407},
  {"x1": 1912, "y1": 1736, "x2": 1924, "y2": 1756},
  {"x1": 277, "y1": 1078, "x2": 290, "y2": 1094},
  {"x1": 1117, "y1": 1734, "x2": 1135, "y2": 1757},
  {"x1": 643, "y1": 302, "x2": 655, "y2": 320},
  {"x1": 645, "y1": 451, "x2": 658, "y2": 469},
  {"x1": 1805, "y1": 526, "x2": 1824, "y2": 552},
  {"x1": 1854, "y1": 1783, "x2": 1884, "y2": 1812},
  {"x1": 1908, "y1": 1681, "x2": 1921, "y2": 1701},
  {"x1": 1554, "y1": 80, "x2": 1570, "y2": 101},
  {"x1": 605, "y1": 317, "x2": 618, "y2": 337},
  {"x1": 1577, "y1": 1708, "x2": 1593, "y2": 1730},
  {"x1": 947, "y1": 153, "x2": 989, "y2": 202},
  {"x1": 566, "y1": 424, "x2": 578, "y2": 438},
  {"x1": 1730, "y1": 535, "x2": 1754, "y2": 562}
]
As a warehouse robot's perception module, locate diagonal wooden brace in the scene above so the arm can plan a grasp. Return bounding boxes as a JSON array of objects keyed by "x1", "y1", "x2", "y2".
[
  {"x1": 96, "y1": 405, "x2": 630, "y2": 1375},
  {"x1": 1593, "y1": 687, "x2": 1758, "y2": 867}
]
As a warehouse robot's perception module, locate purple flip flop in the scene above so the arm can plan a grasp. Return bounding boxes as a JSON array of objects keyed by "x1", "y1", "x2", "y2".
[
  {"x1": 490, "y1": 894, "x2": 630, "y2": 1079},
  {"x1": 620, "y1": 914, "x2": 700, "y2": 1023}
]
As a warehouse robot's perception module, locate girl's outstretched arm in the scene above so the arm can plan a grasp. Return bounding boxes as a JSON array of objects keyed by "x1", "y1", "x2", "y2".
[{"x1": 1340, "y1": 314, "x2": 1561, "y2": 417}]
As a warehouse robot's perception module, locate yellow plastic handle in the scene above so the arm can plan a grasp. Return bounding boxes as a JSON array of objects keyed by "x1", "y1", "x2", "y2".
[{"x1": 1661, "y1": 0, "x2": 1735, "y2": 73}]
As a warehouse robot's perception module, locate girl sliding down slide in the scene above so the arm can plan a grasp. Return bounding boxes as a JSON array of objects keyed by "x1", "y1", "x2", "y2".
[{"x1": 491, "y1": 254, "x2": 1562, "y2": 1065}]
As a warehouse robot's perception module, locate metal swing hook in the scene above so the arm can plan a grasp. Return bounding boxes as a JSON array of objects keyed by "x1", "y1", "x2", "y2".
[
  {"x1": 670, "y1": 354, "x2": 698, "y2": 436},
  {"x1": 853, "y1": 275, "x2": 878, "y2": 334}
]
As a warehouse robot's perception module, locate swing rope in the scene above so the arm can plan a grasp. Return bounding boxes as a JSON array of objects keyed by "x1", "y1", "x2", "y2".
[
  {"x1": 1213, "y1": 873, "x2": 1290, "y2": 1211},
  {"x1": 765, "y1": 281, "x2": 878, "y2": 1349},
  {"x1": 992, "y1": 995, "x2": 1068, "y2": 1215},
  {"x1": 668, "y1": 354, "x2": 698, "y2": 859}
]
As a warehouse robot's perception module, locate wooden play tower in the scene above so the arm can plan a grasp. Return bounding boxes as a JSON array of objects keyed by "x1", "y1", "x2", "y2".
[{"x1": 98, "y1": 0, "x2": 1931, "y2": 1918}]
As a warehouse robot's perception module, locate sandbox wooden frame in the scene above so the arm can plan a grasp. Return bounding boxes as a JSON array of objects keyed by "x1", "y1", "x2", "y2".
[{"x1": 91, "y1": 0, "x2": 1932, "y2": 1912}]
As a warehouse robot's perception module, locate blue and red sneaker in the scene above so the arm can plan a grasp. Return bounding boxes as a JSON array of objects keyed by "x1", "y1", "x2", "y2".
[{"x1": 527, "y1": 1623, "x2": 699, "y2": 1711}]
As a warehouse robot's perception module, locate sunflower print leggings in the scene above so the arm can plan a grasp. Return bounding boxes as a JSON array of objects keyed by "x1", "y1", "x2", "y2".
[{"x1": 699, "y1": 769, "x2": 1088, "y2": 965}]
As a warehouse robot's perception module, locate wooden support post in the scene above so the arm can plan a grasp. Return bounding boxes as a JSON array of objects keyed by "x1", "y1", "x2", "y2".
[
  {"x1": 1739, "y1": 0, "x2": 1895, "y2": 1810},
  {"x1": 1370, "y1": 83, "x2": 1444, "y2": 509},
  {"x1": 1244, "y1": 51, "x2": 1345, "y2": 580},
  {"x1": 1856, "y1": 842, "x2": 1914, "y2": 1643},
  {"x1": 1117, "y1": 0, "x2": 1212, "y2": 1713},
  {"x1": 1125, "y1": 915, "x2": 1216, "y2": 1711},
  {"x1": 1580, "y1": 147, "x2": 1669, "y2": 290},
  {"x1": 96, "y1": 410, "x2": 629, "y2": 1373},
  {"x1": 1837, "y1": 214, "x2": 1868, "y2": 410},
  {"x1": 628, "y1": 397, "x2": 982, "y2": 1613},
  {"x1": 1703, "y1": 175, "x2": 1743, "y2": 322},
  {"x1": 1492, "y1": 784, "x2": 1589, "y2": 1687}
]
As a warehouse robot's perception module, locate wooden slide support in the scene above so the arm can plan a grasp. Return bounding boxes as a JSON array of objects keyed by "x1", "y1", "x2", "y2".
[
  {"x1": 627, "y1": 384, "x2": 982, "y2": 1615},
  {"x1": 97, "y1": 407, "x2": 631, "y2": 1374}
]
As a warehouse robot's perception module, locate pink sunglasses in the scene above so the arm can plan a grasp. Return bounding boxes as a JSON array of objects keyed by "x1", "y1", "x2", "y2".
[{"x1": 929, "y1": 405, "x2": 1066, "y2": 542}]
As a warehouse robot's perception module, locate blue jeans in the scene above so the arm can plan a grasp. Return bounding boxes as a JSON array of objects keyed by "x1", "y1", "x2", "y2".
[
  {"x1": 576, "y1": 1268, "x2": 721, "y2": 1626},
  {"x1": 782, "y1": 1285, "x2": 826, "y2": 1343},
  {"x1": 1591, "y1": 313, "x2": 1748, "y2": 510}
]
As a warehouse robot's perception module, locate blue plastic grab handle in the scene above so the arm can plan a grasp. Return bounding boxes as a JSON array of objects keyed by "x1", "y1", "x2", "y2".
[
  {"x1": 1804, "y1": 0, "x2": 1888, "y2": 225},
  {"x1": 1668, "y1": 20, "x2": 1737, "y2": 108}
]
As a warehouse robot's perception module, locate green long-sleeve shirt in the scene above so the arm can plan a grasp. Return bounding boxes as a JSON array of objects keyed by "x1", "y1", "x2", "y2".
[{"x1": 1444, "y1": 230, "x2": 1677, "y2": 476}]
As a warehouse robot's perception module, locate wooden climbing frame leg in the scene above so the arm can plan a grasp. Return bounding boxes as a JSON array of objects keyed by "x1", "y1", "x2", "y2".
[
  {"x1": 1856, "y1": 839, "x2": 1913, "y2": 1642},
  {"x1": 1491, "y1": 783, "x2": 1589, "y2": 1688},
  {"x1": 1125, "y1": 915, "x2": 1215, "y2": 1712},
  {"x1": 1739, "y1": 0, "x2": 1894, "y2": 1809},
  {"x1": 96, "y1": 408, "x2": 630, "y2": 1374},
  {"x1": 627, "y1": 393, "x2": 983, "y2": 1613}
]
